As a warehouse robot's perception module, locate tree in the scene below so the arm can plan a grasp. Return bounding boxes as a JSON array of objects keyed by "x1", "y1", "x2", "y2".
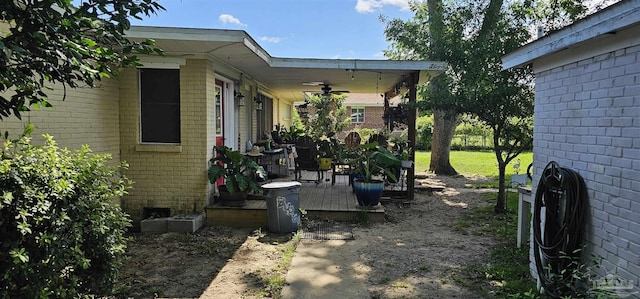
[
  {"x1": 384, "y1": 0, "x2": 599, "y2": 212},
  {"x1": 462, "y1": 2, "x2": 534, "y2": 212},
  {"x1": 383, "y1": 0, "x2": 461, "y2": 175},
  {"x1": 304, "y1": 93, "x2": 350, "y2": 140},
  {"x1": 0, "y1": 0, "x2": 164, "y2": 120}
]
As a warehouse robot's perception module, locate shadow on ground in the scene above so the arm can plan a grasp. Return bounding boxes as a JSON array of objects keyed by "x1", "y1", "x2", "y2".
[{"x1": 114, "y1": 226, "x2": 254, "y2": 298}]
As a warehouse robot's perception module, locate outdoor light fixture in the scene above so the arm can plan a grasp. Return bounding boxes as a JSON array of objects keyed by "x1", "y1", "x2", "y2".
[
  {"x1": 347, "y1": 69, "x2": 355, "y2": 80},
  {"x1": 254, "y1": 96, "x2": 263, "y2": 110},
  {"x1": 235, "y1": 91, "x2": 245, "y2": 106}
]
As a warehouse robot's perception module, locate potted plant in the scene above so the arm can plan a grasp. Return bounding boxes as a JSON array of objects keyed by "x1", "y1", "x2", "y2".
[
  {"x1": 349, "y1": 142, "x2": 401, "y2": 207},
  {"x1": 390, "y1": 133, "x2": 413, "y2": 169},
  {"x1": 317, "y1": 135, "x2": 338, "y2": 171},
  {"x1": 394, "y1": 141, "x2": 413, "y2": 169},
  {"x1": 208, "y1": 145, "x2": 266, "y2": 207}
]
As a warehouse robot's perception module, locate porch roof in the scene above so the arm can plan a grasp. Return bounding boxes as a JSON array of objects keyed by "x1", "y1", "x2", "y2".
[{"x1": 126, "y1": 26, "x2": 446, "y2": 104}]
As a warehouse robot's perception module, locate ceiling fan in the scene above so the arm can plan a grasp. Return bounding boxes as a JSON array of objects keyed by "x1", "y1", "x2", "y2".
[{"x1": 303, "y1": 82, "x2": 349, "y2": 97}]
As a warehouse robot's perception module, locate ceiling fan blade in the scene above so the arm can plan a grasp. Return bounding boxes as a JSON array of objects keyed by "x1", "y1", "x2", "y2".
[{"x1": 302, "y1": 81, "x2": 327, "y2": 86}]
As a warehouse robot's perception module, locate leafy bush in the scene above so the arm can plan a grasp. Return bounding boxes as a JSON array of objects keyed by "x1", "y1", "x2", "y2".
[
  {"x1": 0, "y1": 135, "x2": 133, "y2": 298},
  {"x1": 353, "y1": 127, "x2": 377, "y2": 144},
  {"x1": 416, "y1": 115, "x2": 433, "y2": 150}
]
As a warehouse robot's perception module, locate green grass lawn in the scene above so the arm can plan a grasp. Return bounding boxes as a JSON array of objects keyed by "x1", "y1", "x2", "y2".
[{"x1": 415, "y1": 150, "x2": 533, "y2": 179}]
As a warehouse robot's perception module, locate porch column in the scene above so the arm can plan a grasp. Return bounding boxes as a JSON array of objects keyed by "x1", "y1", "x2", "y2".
[{"x1": 407, "y1": 71, "x2": 419, "y2": 201}]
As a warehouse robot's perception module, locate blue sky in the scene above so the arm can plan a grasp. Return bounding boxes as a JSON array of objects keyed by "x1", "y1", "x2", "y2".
[{"x1": 129, "y1": 0, "x2": 414, "y2": 59}]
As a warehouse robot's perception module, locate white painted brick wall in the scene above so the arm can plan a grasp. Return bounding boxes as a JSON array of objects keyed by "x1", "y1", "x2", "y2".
[{"x1": 532, "y1": 44, "x2": 640, "y2": 284}]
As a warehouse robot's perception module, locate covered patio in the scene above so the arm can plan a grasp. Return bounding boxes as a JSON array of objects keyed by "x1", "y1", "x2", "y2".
[
  {"x1": 205, "y1": 170, "x2": 390, "y2": 228},
  {"x1": 126, "y1": 27, "x2": 446, "y2": 224}
]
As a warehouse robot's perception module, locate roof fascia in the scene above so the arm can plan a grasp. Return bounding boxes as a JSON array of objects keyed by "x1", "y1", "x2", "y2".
[
  {"x1": 502, "y1": 0, "x2": 640, "y2": 70},
  {"x1": 271, "y1": 57, "x2": 446, "y2": 72},
  {"x1": 127, "y1": 26, "x2": 246, "y2": 43},
  {"x1": 127, "y1": 26, "x2": 447, "y2": 75}
]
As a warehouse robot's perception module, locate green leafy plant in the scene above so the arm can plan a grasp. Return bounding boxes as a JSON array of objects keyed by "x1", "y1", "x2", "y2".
[
  {"x1": 1, "y1": 0, "x2": 164, "y2": 120},
  {"x1": 0, "y1": 134, "x2": 133, "y2": 298},
  {"x1": 350, "y1": 142, "x2": 401, "y2": 183},
  {"x1": 275, "y1": 123, "x2": 305, "y2": 144},
  {"x1": 334, "y1": 143, "x2": 359, "y2": 164},
  {"x1": 304, "y1": 93, "x2": 350, "y2": 141},
  {"x1": 317, "y1": 136, "x2": 342, "y2": 159},
  {"x1": 208, "y1": 146, "x2": 266, "y2": 194}
]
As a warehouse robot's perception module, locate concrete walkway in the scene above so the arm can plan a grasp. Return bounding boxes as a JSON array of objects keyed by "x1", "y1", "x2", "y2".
[{"x1": 281, "y1": 239, "x2": 370, "y2": 299}]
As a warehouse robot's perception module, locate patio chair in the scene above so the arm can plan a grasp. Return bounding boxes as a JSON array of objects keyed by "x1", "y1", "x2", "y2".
[
  {"x1": 344, "y1": 131, "x2": 361, "y2": 147},
  {"x1": 294, "y1": 136, "x2": 322, "y2": 184},
  {"x1": 332, "y1": 132, "x2": 361, "y2": 185}
]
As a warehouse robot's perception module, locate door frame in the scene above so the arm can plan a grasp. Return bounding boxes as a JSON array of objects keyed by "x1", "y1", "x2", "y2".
[{"x1": 215, "y1": 75, "x2": 237, "y2": 150}]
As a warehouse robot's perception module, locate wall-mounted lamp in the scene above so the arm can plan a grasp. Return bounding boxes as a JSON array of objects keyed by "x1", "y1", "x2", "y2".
[
  {"x1": 254, "y1": 96, "x2": 263, "y2": 110},
  {"x1": 235, "y1": 91, "x2": 245, "y2": 106}
]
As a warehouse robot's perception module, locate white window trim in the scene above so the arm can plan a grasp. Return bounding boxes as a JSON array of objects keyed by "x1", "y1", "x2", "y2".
[{"x1": 351, "y1": 107, "x2": 365, "y2": 123}]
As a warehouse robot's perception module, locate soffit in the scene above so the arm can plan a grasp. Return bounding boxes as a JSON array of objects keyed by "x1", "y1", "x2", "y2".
[{"x1": 127, "y1": 26, "x2": 446, "y2": 103}]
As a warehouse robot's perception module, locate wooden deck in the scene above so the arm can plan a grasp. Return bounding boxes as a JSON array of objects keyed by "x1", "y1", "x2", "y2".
[{"x1": 205, "y1": 170, "x2": 386, "y2": 228}]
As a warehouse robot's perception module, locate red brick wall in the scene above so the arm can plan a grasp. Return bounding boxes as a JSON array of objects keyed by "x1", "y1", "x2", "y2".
[{"x1": 344, "y1": 106, "x2": 385, "y2": 131}]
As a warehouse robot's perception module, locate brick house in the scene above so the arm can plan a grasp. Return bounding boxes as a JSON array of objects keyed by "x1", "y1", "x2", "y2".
[
  {"x1": 1, "y1": 25, "x2": 445, "y2": 224},
  {"x1": 343, "y1": 93, "x2": 402, "y2": 133},
  {"x1": 502, "y1": 1, "x2": 640, "y2": 290}
]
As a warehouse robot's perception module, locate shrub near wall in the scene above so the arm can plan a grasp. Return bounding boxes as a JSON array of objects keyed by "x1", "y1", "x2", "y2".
[{"x1": 0, "y1": 134, "x2": 132, "y2": 298}]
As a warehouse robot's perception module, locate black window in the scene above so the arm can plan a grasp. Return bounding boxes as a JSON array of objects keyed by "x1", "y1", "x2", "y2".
[{"x1": 139, "y1": 68, "x2": 180, "y2": 143}]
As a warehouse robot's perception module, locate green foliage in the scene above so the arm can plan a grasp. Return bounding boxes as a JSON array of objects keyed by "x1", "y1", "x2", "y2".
[
  {"x1": 208, "y1": 146, "x2": 266, "y2": 194},
  {"x1": 304, "y1": 94, "x2": 350, "y2": 140},
  {"x1": 383, "y1": 0, "x2": 601, "y2": 207},
  {"x1": 274, "y1": 123, "x2": 305, "y2": 144},
  {"x1": 389, "y1": 131, "x2": 410, "y2": 160},
  {"x1": 352, "y1": 128, "x2": 377, "y2": 145},
  {"x1": 0, "y1": 134, "x2": 133, "y2": 298},
  {"x1": 415, "y1": 115, "x2": 433, "y2": 150},
  {"x1": 416, "y1": 114, "x2": 500, "y2": 151},
  {"x1": 0, "y1": 0, "x2": 164, "y2": 120},
  {"x1": 454, "y1": 192, "x2": 537, "y2": 297},
  {"x1": 456, "y1": 114, "x2": 491, "y2": 138},
  {"x1": 349, "y1": 142, "x2": 401, "y2": 183}
]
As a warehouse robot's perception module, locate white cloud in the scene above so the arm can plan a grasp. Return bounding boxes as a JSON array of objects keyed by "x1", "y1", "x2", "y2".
[
  {"x1": 219, "y1": 14, "x2": 246, "y2": 27},
  {"x1": 259, "y1": 36, "x2": 283, "y2": 43},
  {"x1": 355, "y1": 0, "x2": 410, "y2": 13}
]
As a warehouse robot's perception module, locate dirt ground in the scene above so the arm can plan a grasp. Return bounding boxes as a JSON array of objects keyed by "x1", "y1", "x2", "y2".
[{"x1": 115, "y1": 174, "x2": 499, "y2": 298}]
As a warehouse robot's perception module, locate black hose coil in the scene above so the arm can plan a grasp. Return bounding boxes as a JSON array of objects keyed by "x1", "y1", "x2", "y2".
[{"x1": 533, "y1": 161, "x2": 588, "y2": 298}]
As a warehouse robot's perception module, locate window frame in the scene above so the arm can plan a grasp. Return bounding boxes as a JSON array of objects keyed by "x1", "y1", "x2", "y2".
[
  {"x1": 351, "y1": 107, "x2": 365, "y2": 123},
  {"x1": 138, "y1": 68, "x2": 181, "y2": 144}
]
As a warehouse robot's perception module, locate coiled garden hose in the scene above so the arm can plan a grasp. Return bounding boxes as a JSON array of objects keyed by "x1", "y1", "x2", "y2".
[{"x1": 533, "y1": 161, "x2": 588, "y2": 298}]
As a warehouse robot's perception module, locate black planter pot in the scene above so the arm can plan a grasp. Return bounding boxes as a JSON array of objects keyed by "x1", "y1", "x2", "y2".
[
  {"x1": 217, "y1": 185, "x2": 248, "y2": 207},
  {"x1": 352, "y1": 179, "x2": 384, "y2": 207}
]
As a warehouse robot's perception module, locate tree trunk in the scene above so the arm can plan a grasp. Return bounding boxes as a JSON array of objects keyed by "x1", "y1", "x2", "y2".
[
  {"x1": 495, "y1": 161, "x2": 507, "y2": 213},
  {"x1": 426, "y1": 0, "x2": 459, "y2": 175},
  {"x1": 429, "y1": 109, "x2": 458, "y2": 175},
  {"x1": 493, "y1": 125, "x2": 508, "y2": 213}
]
